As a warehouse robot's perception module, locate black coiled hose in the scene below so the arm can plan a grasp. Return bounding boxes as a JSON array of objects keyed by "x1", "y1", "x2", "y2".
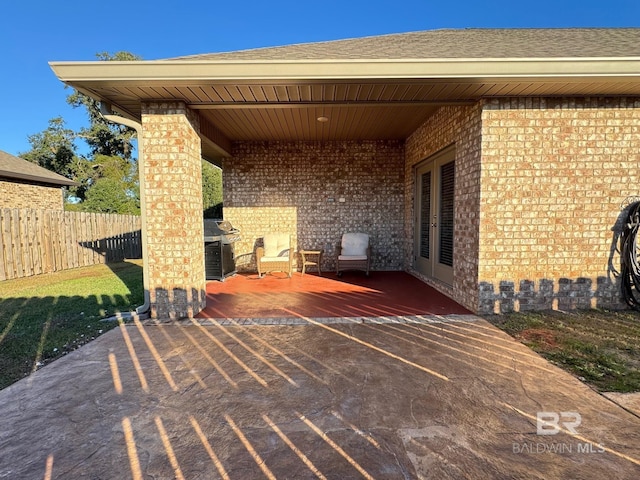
[{"x1": 620, "y1": 201, "x2": 640, "y2": 310}]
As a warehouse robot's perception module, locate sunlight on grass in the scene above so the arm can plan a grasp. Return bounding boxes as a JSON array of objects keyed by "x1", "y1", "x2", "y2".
[
  {"x1": 0, "y1": 260, "x2": 144, "y2": 390},
  {"x1": 486, "y1": 309, "x2": 640, "y2": 393}
]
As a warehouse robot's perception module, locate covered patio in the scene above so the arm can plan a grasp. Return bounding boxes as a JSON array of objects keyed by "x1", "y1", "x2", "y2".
[
  {"x1": 199, "y1": 271, "x2": 471, "y2": 320},
  {"x1": 49, "y1": 28, "x2": 640, "y2": 320}
]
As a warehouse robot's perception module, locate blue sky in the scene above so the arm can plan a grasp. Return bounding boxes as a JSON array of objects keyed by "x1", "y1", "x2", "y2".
[{"x1": 1, "y1": 0, "x2": 638, "y2": 157}]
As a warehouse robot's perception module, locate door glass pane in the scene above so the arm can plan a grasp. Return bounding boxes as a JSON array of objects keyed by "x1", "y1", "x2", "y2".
[
  {"x1": 438, "y1": 161, "x2": 455, "y2": 267},
  {"x1": 419, "y1": 171, "x2": 431, "y2": 259}
]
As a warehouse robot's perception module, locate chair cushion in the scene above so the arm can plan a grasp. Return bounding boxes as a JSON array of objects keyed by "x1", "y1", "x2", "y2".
[
  {"x1": 263, "y1": 233, "x2": 290, "y2": 257},
  {"x1": 260, "y1": 256, "x2": 289, "y2": 263},
  {"x1": 341, "y1": 233, "x2": 369, "y2": 256},
  {"x1": 338, "y1": 255, "x2": 368, "y2": 261}
]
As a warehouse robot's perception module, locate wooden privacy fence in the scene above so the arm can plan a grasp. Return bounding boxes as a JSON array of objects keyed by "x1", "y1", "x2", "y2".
[{"x1": 0, "y1": 209, "x2": 142, "y2": 281}]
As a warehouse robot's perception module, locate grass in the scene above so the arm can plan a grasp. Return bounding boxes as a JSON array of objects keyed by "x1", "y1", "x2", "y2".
[
  {"x1": 0, "y1": 260, "x2": 144, "y2": 390},
  {"x1": 485, "y1": 309, "x2": 640, "y2": 393}
]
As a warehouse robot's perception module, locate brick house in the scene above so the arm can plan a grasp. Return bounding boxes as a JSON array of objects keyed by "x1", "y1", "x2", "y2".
[
  {"x1": 0, "y1": 149, "x2": 76, "y2": 210},
  {"x1": 50, "y1": 28, "x2": 640, "y2": 319}
]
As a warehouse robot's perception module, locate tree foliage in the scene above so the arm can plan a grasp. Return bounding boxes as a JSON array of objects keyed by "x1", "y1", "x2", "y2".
[
  {"x1": 21, "y1": 51, "x2": 223, "y2": 217},
  {"x1": 19, "y1": 52, "x2": 141, "y2": 214},
  {"x1": 21, "y1": 117, "x2": 77, "y2": 178},
  {"x1": 82, "y1": 178, "x2": 140, "y2": 214},
  {"x1": 202, "y1": 160, "x2": 223, "y2": 218},
  {"x1": 66, "y1": 52, "x2": 140, "y2": 162}
]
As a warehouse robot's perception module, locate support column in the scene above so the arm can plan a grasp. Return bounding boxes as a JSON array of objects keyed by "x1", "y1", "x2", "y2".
[{"x1": 141, "y1": 102, "x2": 206, "y2": 320}]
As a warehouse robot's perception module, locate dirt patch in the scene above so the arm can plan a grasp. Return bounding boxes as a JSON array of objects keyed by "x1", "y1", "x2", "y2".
[
  {"x1": 516, "y1": 328, "x2": 559, "y2": 349},
  {"x1": 486, "y1": 310, "x2": 640, "y2": 392}
]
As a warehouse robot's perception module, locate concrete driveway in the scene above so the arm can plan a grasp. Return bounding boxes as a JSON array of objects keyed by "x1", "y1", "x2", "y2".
[{"x1": 1, "y1": 315, "x2": 639, "y2": 479}]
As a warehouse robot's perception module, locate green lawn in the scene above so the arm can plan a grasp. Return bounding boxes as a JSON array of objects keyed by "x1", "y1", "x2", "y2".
[
  {"x1": 486, "y1": 309, "x2": 640, "y2": 393},
  {"x1": 0, "y1": 261, "x2": 143, "y2": 390}
]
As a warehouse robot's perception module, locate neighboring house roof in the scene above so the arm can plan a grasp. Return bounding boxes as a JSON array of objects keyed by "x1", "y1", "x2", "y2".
[
  {"x1": 0, "y1": 150, "x2": 77, "y2": 187},
  {"x1": 168, "y1": 28, "x2": 640, "y2": 61},
  {"x1": 49, "y1": 28, "x2": 640, "y2": 160}
]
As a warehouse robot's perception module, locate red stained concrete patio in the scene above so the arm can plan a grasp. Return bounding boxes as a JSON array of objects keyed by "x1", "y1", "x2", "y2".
[{"x1": 199, "y1": 271, "x2": 471, "y2": 320}]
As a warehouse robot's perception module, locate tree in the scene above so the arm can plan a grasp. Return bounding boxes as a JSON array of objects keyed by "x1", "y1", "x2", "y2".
[
  {"x1": 20, "y1": 117, "x2": 89, "y2": 203},
  {"x1": 82, "y1": 177, "x2": 139, "y2": 214},
  {"x1": 202, "y1": 160, "x2": 223, "y2": 218},
  {"x1": 21, "y1": 50, "x2": 224, "y2": 217},
  {"x1": 78, "y1": 153, "x2": 139, "y2": 212},
  {"x1": 66, "y1": 52, "x2": 141, "y2": 161},
  {"x1": 66, "y1": 52, "x2": 142, "y2": 213},
  {"x1": 21, "y1": 117, "x2": 77, "y2": 178},
  {"x1": 24, "y1": 51, "x2": 143, "y2": 213}
]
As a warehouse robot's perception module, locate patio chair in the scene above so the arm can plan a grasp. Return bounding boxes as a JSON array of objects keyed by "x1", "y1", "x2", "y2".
[
  {"x1": 256, "y1": 233, "x2": 293, "y2": 277},
  {"x1": 336, "y1": 232, "x2": 370, "y2": 276}
]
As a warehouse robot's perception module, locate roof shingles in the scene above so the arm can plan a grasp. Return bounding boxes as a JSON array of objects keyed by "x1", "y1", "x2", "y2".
[
  {"x1": 0, "y1": 150, "x2": 76, "y2": 186},
  {"x1": 166, "y1": 28, "x2": 640, "y2": 62}
]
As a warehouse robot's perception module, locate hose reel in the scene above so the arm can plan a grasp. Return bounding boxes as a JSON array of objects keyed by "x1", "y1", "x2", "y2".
[{"x1": 620, "y1": 200, "x2": 640, "y2": 310}]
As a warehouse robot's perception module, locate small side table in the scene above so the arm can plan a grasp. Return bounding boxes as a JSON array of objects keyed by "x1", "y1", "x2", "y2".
[{"x1": 299, "y1": 249, "x2": 323, "y2": 276}]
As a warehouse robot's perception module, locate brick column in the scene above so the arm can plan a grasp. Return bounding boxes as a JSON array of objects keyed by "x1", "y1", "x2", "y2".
[{"x1": 141, "y1": 102, "x2": 206, "y2": 320}]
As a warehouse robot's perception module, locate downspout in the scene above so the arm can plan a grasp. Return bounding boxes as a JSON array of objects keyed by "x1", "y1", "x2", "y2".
[{"x1": 100, "y1": 102, "x2": 150, "y2": 318}]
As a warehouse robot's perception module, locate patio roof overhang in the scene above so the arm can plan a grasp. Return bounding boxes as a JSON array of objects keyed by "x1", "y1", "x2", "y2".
[{"x1": 50, "y1": 56, "x2": 640, "y2": 164}]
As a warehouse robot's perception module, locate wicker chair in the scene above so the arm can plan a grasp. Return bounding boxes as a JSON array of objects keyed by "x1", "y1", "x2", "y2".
[
  {"x1": 256, "y1": 233, "x2": 293, "y2": 277},
  {"x1": 336, "y1": 233, "x2": 370, "y2": 276}
]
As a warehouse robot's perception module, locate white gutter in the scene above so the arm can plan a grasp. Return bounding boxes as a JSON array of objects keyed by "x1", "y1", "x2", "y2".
[
  {"x1": 99, "y1": 102, "x2": 150, "y2": 318},
  {"x1": 50, "y1": 57, "x2": 640, "y2": 83}
]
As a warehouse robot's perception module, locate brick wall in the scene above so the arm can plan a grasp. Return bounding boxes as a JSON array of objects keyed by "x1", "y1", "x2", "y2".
[
  {"x1": 0, "y1": 178, "x2": 63, "y2": 210},
  {"x1": 404, "y1": 104, "x2": 483, "y2": 313},
  {"x1": 479, "y1": 97, "x2": 640, "y2": 313},
  {"x1": 223, "y1": 141, "x2": 405, "y2": 273},
  {"x1": 141, "y1": 102, "x2": 206, "y2": 320},
  {"x1": 138, "y1": 97, "x2": 638, "y2": 317}
]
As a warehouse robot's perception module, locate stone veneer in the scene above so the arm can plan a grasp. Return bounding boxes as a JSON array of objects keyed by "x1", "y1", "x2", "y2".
[
  {"x1": 141, "y1": 102, "x2": 206, "y2": 320},
  {"x1": 478, "y1": 97, "x2": 640, "y2": 313},
  {"x1": 223, "y1": 141, "x2": 405, "y2": 273},
  {"x1": 0, "y1": 178, "x2": 63, "y2": 210},
  {"x1": 404, "y1": 104, "x2": 483, "y2": 313}
]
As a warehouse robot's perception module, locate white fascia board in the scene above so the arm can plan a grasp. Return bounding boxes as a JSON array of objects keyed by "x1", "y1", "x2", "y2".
[{"x1": 49, "y1": 58, "x2": 640, "y2": 83}]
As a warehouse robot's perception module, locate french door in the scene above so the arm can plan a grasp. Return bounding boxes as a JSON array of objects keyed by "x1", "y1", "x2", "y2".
[{"x1": 414, "y1": 147, "x2": 455, "y2": 285}]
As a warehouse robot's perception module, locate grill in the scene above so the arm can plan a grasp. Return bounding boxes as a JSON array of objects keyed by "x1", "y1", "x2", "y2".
[{"x1": 204, "y1": 220, "x2": 241, "y2": 281}]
